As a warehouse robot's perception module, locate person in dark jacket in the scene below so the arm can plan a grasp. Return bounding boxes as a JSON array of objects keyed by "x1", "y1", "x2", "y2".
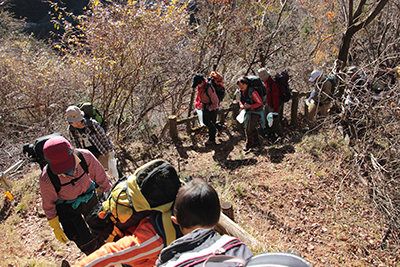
[
  {"x1": 237, "y1": 76, "x2": 265, "y2": 150},
  {"x1": 156, "y1": 179, "x2": 253, "y2": 267}
]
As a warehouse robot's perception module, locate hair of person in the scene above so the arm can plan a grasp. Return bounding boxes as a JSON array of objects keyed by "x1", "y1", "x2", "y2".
[
  {"x1": 174, "y1": 178, "x2": 221, "y2": 229},
  {"x1": 236, "y1": 76, "x2": 249, "y2": 85}
]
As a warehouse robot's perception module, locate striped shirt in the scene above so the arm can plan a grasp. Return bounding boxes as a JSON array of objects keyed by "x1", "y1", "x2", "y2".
[
  {"x1": 68, "y1": 118, "x2": 114, "y2": 156},
  {"x1": 39, "y1": 149, "x2": 112, "y2": 220},
  {"x1": 72, "y1": 216, "x2": 164, "y2": 267}
]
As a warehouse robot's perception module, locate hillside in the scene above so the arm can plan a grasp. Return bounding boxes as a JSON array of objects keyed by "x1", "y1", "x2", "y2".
[{"x1": 0, "y1": 122, "x2": 399, "y2": 266}]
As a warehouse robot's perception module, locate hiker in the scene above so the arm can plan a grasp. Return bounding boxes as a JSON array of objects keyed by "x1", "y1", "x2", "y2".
[
  {"x1": 344, "y1": 66, "x2": 370, "y2": 107},
  {"x1": 156, "y1": 178, "x2": 253, "y2": 267},
  {"x1": 66, "y1": 105, "x2": 115, "y2": 171},
  {"x1": 371, "y1": 62, "x2": 396, "y2": 99},
  {"x1": 72, "y1": 159, "x2": 183, "y2": 267},
  {"x1": 340, "y1": 66, "x2": 371, "y2": 143},
  {"x1": 192, "y1": 73, "x2": 219, "y2": 146},
  {"x1": 40, "y1": 136, "x2": 112, "y2": 255},
  {"x1": 258, "y1": 68, "x2": 283, "y2": 139},
  {"x1": 306, "y1": 70, "x2": 334, "y2": 128},
  {"x1": 237, "y1": 76, "x2": 265, "y2": 150}
]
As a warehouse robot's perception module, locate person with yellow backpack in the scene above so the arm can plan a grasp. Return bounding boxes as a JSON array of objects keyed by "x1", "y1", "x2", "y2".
[{"x1": 72, "y1": 159, "x2": 183, "y2": 267}]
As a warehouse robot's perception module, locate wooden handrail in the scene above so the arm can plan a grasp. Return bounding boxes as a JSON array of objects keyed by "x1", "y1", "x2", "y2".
[{"x1": 168, "y1": 91, "x2": 312, "y2": 141}]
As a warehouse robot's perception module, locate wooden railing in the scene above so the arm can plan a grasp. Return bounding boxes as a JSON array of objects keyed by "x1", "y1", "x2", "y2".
[{"x1": 167, "y1": 90, "x2": 311, "y2": 142}]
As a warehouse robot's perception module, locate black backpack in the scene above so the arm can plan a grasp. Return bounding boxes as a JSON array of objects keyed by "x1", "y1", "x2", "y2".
[
  {"x1": 246, "y1": 75, "x2": 267, "y2": 104},
  {"x1": 208, "y1": 71, "x2": 225, "y2": 103},
  {"x1": 101, "y1": 159, "x2": 183, "y2": 245},
  {"x1": 22, "y1": 133, "x2": 89, "y2": 193},
  {"x1": 208, "y1": 79, "x2": 225, "y2": 103},
  {"x1": 79, "y1": 102, "x2": 108, "y2": 131},
  {"x1": 274, "y1": 71, "x2": 292, "y2": 103}
]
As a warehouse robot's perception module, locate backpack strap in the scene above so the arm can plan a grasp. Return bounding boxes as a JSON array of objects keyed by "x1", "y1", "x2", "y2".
[
  {"x1": 86, "y1": 118, "x2": 96, "y2": 132},
  {"x1": 161, "y1": 235, "x2": 243, "y2": 267},
  {"x1": 162, "y1": 209, "x2": 176, "y2": 246},
  {"x1": 47, "y1": 151, "x2": 89, "y2": 193},
  {"x1": 202, "y1": 83, "x2": 215, "y2": 106}
]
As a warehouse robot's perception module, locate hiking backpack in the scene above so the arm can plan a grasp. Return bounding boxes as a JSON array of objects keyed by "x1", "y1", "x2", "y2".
[
  {"x1": 246, "y1": 75, "x2": 268, "y2": 104},
  {"x1": 274, "y1": 71, "x2": 292, "y2": 103},
  {"x1": 22, "y1": 133, "x2": 89, "y2": 192},
  {"x1": 208, "y1": 71, "x2": 225, "y2": 103},
  {"x1": 79, "y1": 102, "x2": 108, "y2": 131},
  {"x1": 202, "y1": 252, "x2": 313, "y2": 267},
  {"x1": 100, "y1": 159, "x2": 183, "y2": 245}
]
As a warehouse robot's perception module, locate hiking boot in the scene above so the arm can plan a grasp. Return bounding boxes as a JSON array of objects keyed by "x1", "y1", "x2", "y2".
[{"x1": 205, "y1": 140, "x2": 216, "y2": 146}]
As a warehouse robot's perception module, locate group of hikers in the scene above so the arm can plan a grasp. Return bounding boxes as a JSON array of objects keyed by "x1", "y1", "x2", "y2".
[
  {"x1": 29, "y1": 104, "x2": 312, "y2": 266},
  {"x1": 29, "y1": 62, "x2": 398, "y2": 266},
  {"x1": 192, "y1": 62, "x2": 398, "y2": 150}
]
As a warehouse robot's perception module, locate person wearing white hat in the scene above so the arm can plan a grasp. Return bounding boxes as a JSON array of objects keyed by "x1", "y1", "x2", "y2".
[
  {"x1": 307, "y1": 70, "x2": 334, "y2": 128},
  {"x1": 66, "y1": 105, "x2": 115, "y2": 171}
]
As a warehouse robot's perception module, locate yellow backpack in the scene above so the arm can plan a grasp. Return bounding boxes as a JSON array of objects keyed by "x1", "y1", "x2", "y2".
[{"x1": 102, "y1": 159, "x2": 183, "y2": 245}]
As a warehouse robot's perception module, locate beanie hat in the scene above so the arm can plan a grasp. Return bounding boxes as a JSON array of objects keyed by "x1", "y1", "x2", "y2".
[
  {"x1": 257, "y1": 68, "x2": 270, "y2": 80},
  {"x1": 66, "y1": 106, "x2": 84, "y2": 123},
  {"x1": 43, "y1": 136, "x2": 75, "y2": 174},
  {"x1": 191, "y1": 73, "x2": 205, "y2": 88},
  {"x1": 309, "y1": 70, "x2": 322, "y2": 82}
]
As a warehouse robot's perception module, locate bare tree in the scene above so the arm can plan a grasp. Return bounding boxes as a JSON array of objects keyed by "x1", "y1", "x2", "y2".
[{"x1": 337, "y1": 0, "x2": 389, "y2": 67}]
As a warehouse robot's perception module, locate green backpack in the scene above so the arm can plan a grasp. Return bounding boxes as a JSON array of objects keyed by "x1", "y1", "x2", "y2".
[{"x1": 79, "y1": 102, "x2": 108, "y2": 131}]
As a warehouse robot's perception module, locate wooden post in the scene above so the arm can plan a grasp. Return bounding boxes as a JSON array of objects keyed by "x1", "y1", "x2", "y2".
[
  {"x1": 231, "y1": 101, "x2": 240, "y2": 123},
  {"x1": 168, "y1": 115, "x2": 178, "y2": 142},
  {"x1": 291, "y1": 91, "x2": 299, "y2": 125},
  {"x1": 218, "y1": 110, "x2": 226, "y2": 126},
  {"x1": 215, "y1": 212, "x2": 260, "y2": 250},
  {"x1": 221, "y1": 201, "x2": 234, "y2": 221}
]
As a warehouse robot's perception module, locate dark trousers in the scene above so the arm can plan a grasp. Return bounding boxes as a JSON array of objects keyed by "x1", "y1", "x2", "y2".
[
  {"x1": 203, "y1": 109, "x2": 217, "y2": 142},
  {"x1": 246, "y1": 113, "x2": 260, "y2": 148},
  {"x1": 56, "y1": 193, "x2": 104, "y2": 255}
]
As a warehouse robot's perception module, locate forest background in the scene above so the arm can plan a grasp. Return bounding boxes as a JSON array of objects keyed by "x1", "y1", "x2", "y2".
[{"x1": 0, "y1": 0, "x2": 400, "y2": 266}]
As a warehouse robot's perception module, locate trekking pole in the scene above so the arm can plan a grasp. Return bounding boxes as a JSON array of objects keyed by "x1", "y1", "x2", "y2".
[{"x1": 0, "y1": 159, "x2": 24, "y2": 200}]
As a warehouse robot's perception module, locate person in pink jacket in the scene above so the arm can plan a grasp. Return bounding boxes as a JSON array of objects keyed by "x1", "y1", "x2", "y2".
[{"x1": 40, "y1": 136, "x2": 112, "y2": 255}]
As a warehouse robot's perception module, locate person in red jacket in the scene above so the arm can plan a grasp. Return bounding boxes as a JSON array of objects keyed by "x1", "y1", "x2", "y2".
[
  {"x1": 258, "y1": 68, "x2": 283, "y2": 140},
  {"x1": 192, "y1": 73, "x2": 220, "y2": 146},
  {"x1": 237, "y1": 76, "x2": 264, "y2": 150}
]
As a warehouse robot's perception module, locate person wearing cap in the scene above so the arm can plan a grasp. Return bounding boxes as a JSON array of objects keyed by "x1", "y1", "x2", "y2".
[
  {"x1": 192, "y1": 73, "x2": 219, "y2": 146},
  {"x1": 258, "y1": 68, "x2": 283, "y2": 139},
  {"x1": 66, "y1": 105, "x2": 115, "y2": 170},
  {"x1": 307, "y1": 70, "x2": 334, "y2": 127},
  {"x1": 40, "y1": 136, "x2": 112, "y2": 255}
]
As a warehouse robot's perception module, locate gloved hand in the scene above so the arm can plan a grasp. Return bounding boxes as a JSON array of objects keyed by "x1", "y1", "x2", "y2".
[{"x1": 48, "y1": 216, "x2": 67, "y2": 243}]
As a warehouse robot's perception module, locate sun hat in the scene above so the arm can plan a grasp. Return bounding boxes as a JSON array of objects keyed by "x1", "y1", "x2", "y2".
[
  {"x1": 191, "y1": 73, "x2": 205, "y2": 88},
  {"x1": 66, "y1": 105, "x2": 84, "y2": 123},
  {"x1": 309, "y1": 70, "x2": 322, "y2": 82},
  {"x1": 43, "y1": 136, "x2": 75, "y2": 174},
  {"x1": 257, "y1": 68, "x2": 270, "y2": 80}
]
